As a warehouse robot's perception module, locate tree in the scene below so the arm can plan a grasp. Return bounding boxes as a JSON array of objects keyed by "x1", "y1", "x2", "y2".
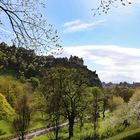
[
  {"x1": 0, "y1": 76, "x2": 24, "y2": 108},
  {"x1": 128, "y1": 92, "x2": 140, "y2": 121},
  {"x1": 43, "y1": 67, "x2": 89, "y2": 139},
  {"x1": 93, "y1": 0, "x2": 132, "y2": 16},
  {"x1": 113, "y1": 86, "x2": 134, "y2": 102},
  {"x1": 0, "y1": 0, "x2": 61, "y2": 53},
  {"x1": 102, "y1": 94, "x2": 109, "y2": 119},
  {"x1": 47, "y1": 93, "x2": 62, "y2": 140},
  {"x1": 129, "y1": 92, "x2": 140, "y2": 104},
  {"x1": 29, "y1": 77, "x2": 40, "y2": 91},
  {"x1": 42, "y1": 68, "x2": 63, "y2": 140},
  {"x1": 13, "y1": 94, "x2": 31, "y2": 140},
  {"x1": 91, "y1": 87, "x2": 103, "y2": 139},
  {"x1": 60, "y1": 68, "x2": 88, "y2": 139},
  {"x1": 0, "y1": 93, "x2": 15, "y2": 120},
  {"x1": 32, "y1": 91, "x2": 46, "y2": 118},
  {"x1": 108, "y1": 96, "x2": 124, "y2": 112}
]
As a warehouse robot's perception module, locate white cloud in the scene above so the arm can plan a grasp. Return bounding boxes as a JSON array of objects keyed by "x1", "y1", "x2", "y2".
[
  {"x1": 62, "y1": 19, "x2": 81, "y2": 27},
  {"x1": 62, "y1": 19, "x2": 105, "y2": 32},
  {"x1": 59, "y1": 45, "x2": 140, "y2": 83}
]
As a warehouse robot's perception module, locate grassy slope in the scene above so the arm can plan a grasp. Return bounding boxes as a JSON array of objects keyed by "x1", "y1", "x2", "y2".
[
  {"x1": 0, "y1": 113, "x2": 49, "y2": 139},
  {"x1": 0, "y1": 120, "x2": 13, "y2": 139},
  {"x1": 105, "y1": 128, "x2": 140, "y2": 140},
  {"x1": 0, "y1": 70, "x2": 15, "y2": 139},
  {"x1": 31, "y1": 118, "x2": 106, "y2": 140}
]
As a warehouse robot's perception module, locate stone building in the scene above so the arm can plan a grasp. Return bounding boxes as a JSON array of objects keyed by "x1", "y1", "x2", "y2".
[{"x1": 69, "y1": 55, "x2": 84, "y2": 66}]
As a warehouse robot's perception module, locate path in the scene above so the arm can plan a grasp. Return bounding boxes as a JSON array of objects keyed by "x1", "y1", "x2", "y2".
[{"x1": 10, "y1": 122, "x2": 68, "y2": 140}]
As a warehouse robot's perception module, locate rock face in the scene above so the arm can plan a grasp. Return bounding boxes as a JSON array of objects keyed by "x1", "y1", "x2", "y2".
[{"x1": 0, "y1": 42, "x2": 102, "y2": 87}]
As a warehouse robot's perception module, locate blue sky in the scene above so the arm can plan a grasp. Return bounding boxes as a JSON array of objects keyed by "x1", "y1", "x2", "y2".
[
  {"x1": 0, "y1": 0, "x2": 140, "y2": 83},
  {"x1": 44, "y1": 0, "x2": 140, "y2": 83}
]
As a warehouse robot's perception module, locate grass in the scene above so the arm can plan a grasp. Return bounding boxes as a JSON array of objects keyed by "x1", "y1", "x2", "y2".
[
  {"x1": 31, "y1": 118, "x2": 140, "y2": 140},
  {"x1": 29, "y1": 112, "x2": 49, "y2": 130},
  {"x1": 1, "y1": 112, "x2": 140, "y2": 140},
  {"x1": 31, "y1": 123, "x2": 94, "y2": 140},
  {"x1": 105, "y1": 127, "x2": 140, "y2": 140},
  {"x1": 0, "y1": 120, "x2": 13, "y2": 139},
  {"x1": 0, "y1": 112, "x2": 48, "y2": 139}
]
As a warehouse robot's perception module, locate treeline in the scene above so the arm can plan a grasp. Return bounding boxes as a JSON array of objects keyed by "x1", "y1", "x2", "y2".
[
  {"x1": 0, "y1": 66, "x2": 104, "y2": 140},
  {"x1": 0, "y1": 72, "x2": 137, "y2": 140}
]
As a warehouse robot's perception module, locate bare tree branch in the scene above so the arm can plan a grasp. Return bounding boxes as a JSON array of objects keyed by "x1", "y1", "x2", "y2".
[
  {"x1": 92, "y1": 0, "x2": 132, "y2": 16},
  {"x1": 0, "y1": 0, "x2": 61, "y2": 54}
]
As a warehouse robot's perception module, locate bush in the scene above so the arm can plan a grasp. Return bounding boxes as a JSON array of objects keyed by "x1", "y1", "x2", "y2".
[
  {"x1": 0, "y1": 93, "x2": 15, "y2": 120},
  {"x1": 29, "y1": 77, "x2": 40, "y2": 90},
  {"x1": 108, "y1": 96, "x2": 124, "y2": 112},
  {"x1": 113, "y1": 87, "x2": 134, "y2": 102}
]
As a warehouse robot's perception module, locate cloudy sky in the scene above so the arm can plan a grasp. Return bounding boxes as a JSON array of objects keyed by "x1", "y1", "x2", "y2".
[{"x1": 45, "y1": 0, "x2": 140, "y2": 83}]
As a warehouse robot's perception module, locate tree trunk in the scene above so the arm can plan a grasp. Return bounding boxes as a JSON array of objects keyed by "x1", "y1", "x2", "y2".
[
  {"x1": 55, "y1": 127, "x2": 59, "y2": 140},
  {"x1": 21, "y1": 132, "x2": 24, "y2": 140},
  {"x1": 68, "y1": 117, "x2": 75, "y2": 139},
  {"x1": 102, "y1": 98, "x2": 106, "y2": 119},
  {"x1": 80, "y1": 116, "x2": 84, "y2": 131},
  {"x1": 55, "y1": 118, "x2": 59, "y2": 140},
  {"x1": 94, "y1": 117, "x2": 97, "y2": 131}
]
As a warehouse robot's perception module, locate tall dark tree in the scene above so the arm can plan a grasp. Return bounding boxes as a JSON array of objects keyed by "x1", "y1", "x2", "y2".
[
  {"x1": 43, "y1": 67, "x2": 89, "y2": 139},
  {"x1": 42, "y1": 69, "x2": 63, "y2": 140}
]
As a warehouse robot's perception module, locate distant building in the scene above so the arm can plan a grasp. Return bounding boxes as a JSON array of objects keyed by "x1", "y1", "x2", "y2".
[
  {"x1": 133, "y1": 82, "x2": 140, "y2": 87},
  {"x1": 102, "y1": 81, "x2": 140, "y2": 88}
]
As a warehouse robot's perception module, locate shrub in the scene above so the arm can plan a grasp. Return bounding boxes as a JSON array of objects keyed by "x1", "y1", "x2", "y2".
[
  {"x1": 0, "y1": 93, "x2": 15, "y2": 120},
  {"x1": 29, "y1": 77, "x2": 40, "y2": 90},
  {"x1": 108, "y1": 96, "x2": 124, "y2": 112}
]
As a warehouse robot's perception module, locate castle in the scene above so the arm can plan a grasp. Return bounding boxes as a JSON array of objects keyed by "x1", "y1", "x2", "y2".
[
  {"x1": 45, "y1": 55, "x2": 84, "y2": 67},
  {"x1": 69, "y1": 55, "x2": 84, "y2": 66}
]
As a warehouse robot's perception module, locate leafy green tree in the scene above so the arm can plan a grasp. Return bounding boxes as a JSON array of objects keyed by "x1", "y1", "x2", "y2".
[
  {"x1": 108, "y1": 96, "x2": 124, "y2": 112},
  {"x1": 0, "y1": 50, "x2": 7, "y2": 68},
  {"x1": 47, "y1": 93, "x2": 62, "y2": 140},
  {"x1": 0, "y1": 76, "x2": 24, "y2": 107},
  {"x1": 29, "y1": 77, "x2": 40, "y2": 91},
  {"x1": 113, "y1": 87, "x2": 134, "y2": 102},
  {"x1": 43, "y1": 67, "x2": 89, "y2": 139},
  {"x1": 32, "y1": 92, "x2": 46, "y2": 118},
  {"x1": 60, "y1": 68, "x2": 88, "y2": 139},
  {"x1": 0, "y1": 93, "x2": 15, "y2": 120},
  {"x1": 91, "y1": 87, "x2": 103, "y2": 132},
  {"x1": 8, "y1": 55, "x2": 17, "y2": 69},
  {"x1": 42, "y1": 67, "x2": 64, "y2": 140},
  {"x1": 13, "y1": 94, "x2": 31, "y2": 140},
  {"x1": 129, "y1": 92, "x2": 140, "y2": 104}
]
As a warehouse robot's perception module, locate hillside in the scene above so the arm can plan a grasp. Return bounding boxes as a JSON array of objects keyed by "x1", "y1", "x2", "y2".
[{"x1": 0, "y1": 42, "x2": 102, "y2": 87}]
